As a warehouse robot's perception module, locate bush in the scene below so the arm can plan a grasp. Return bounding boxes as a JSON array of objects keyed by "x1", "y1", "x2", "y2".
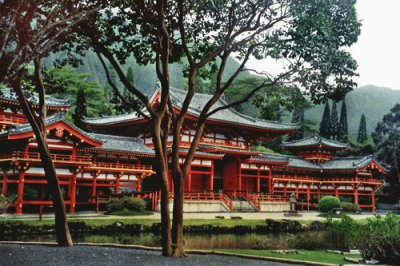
[
  {"x1": 106, "y1": 197, "x2": 146, "y2": 214},
  {"x1": 326, "y1": 214, "x2": 359, "y2": 251},
  {"x1": 0, "y1": 194, "x2": 16, "y2": 214},
  {"x1": 341, "y1": 202, "x2": 361, "y2": 213},
  {"x1": 319, "y1": 196, "x2": 341, "y2": 213},
  {"x1": 356, "y1": 214, "x2": 400, "y2": 264}
]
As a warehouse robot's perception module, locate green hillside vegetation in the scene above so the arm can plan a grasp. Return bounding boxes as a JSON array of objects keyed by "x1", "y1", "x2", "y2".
[{"x1": 306, "y1": 85, "x2": 400, "y2": 135}]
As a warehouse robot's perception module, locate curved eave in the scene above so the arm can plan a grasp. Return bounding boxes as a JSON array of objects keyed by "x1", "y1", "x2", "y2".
[
  {"x1": 282, "y1": 144, "x2": 348, "y2": 151},
  {"x1": 242, "y1": 158, "x2": 288, "y2": 165},
  {"x1": 0, "y1": 98, "x2": 70, "y2": 110},
  {"x1": 4, "y1": 121, "x2": 102, "y2": 147},
  {"x1": 84, "y1": 116, "x2": 149, "y2": 129}
]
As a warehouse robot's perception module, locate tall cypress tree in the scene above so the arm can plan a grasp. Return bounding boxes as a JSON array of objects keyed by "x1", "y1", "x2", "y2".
[
  {"x1": 288, "y1": 106, "x2": 305, "y2": 141},
  {"x1": 338, "y1": 100, "x2": 348, "y2": 142},
  {"x1": 72, "y1": 88, "x2": 87, "y2": 129},
  {"x1": 319, "y1": 102, "x2": 331, "y2": 139},
  {"x1": 357, "y1": 114, "x2": 368, "y2": 143},
  {"x1": 330, "y1": 102, "x2": 339, "y2": 140}
]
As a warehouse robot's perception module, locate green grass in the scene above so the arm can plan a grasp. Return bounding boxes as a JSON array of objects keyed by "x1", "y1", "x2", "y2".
[
  {"x1": 214, "y1": 249, "x2": 361, "y2": 265},
  {"x1": 105, "y1": 209, "x2": 153, "y2": 216}
]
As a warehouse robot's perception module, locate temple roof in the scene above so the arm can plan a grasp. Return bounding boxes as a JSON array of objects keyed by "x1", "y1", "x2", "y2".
[
  {"x1": 84, "y1": 87, "x2": 299, "y2": 132},
  {"x1": 282, "y1": 136, "x2": 348, "y2": 150},
  {"x1": 0, "y1": 87, "x2": 70, "y2": 108},
  {"x1": 84, "y1": 133, "x2": 155, "y2": 156},
  {"x1": 247, "y1": 152, "x2": 386, "y2": 172}
]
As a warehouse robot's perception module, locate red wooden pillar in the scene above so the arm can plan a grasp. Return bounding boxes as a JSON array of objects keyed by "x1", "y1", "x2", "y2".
[
  {"x1": 353, "y1": 186, "x2": 359, "y2": 205},
  {"x1": 307, "y1": 184, "x2": 311, "y2": 210},
  {"x1": 295, "y1": 183, "x2": 299, "y2": 199},
  {"x1": 187, "y1": 169, "x2": 192, "y2": 192},
  {"x1": 16, "y1": 171, "x2": 25, "y2": 214},
  {"x1": 283, "y1": 183, "x2": 287, "y2": 196},
  {"x1": 209, "y1": 161, "x2": 214, "y2": 191},
  {"x1": 317, "y1": 184, "x2": 321, "y2": 202},
  {"x1": 91, "y1": 172, "x2": 99, "y2": 201},
  {"x1": 256, "y1": 167, "x2": 260, "y2": 193},
  {"x1": 2, "y1": 169, "x2": 8, "y2": 196},
  {"x1": 268, "y1": 168, "x2": 273, "y2": 194},
  {"x1": 335, "y1": 185, "x2": 339, "y2": 198},
  {"x1": 371, "y1": 189, "x2": 376, "y2": 212},
  {"x1": 136, "y1": 176, "x2": 141, "y2": 192},
  {"x1": 238, "y1": 160, "x2": 242, "y2": 191},
  {"x1": 69, "y1": 172, "x2": 77, "y2": 213},
  {"x1": 115, "y1": 174, "x2": 120, "y2": 195}
]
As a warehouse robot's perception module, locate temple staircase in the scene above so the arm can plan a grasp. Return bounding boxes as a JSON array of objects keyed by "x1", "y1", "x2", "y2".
[{"x1": 232, "y1": 199, "x2": 258, "y2": 212}]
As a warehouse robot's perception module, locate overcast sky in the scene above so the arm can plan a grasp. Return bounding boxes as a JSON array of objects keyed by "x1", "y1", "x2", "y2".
[{"x1": 246, "y1": 1, "x2": 400, "y2": 90}]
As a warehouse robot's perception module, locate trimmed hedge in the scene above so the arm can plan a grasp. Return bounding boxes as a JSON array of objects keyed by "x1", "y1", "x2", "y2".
[
  {"x1": 319, "y1": 196, "x2": 341, "y2": 213},
  {"x1": 106, "y1": 197, "x2": 146, "y2": 214}
]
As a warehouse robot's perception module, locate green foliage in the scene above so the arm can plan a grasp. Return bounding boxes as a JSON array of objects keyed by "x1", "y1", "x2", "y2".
[
  {"x1": 338, "y1": 100, "x2": 348, "y2": 142},
  {"x1": 319, "y1": 196, "x2": 341, "y2": 213},
  {"x1": 105, "y1": 197, "x2": 146, "y2": 214},
  {"x1": 319, "y1": 102, "x2": 331, "y2": 139},
  {"x1": 340, "y1": 202, "x2": 361, "y2": 213},
  {"x1": 357, "y1": 114, "x2": 368, "y2": 143},
  {"x1": 72, "y1": 88, "x2": 87, "y2": 129},
  {"x1": 356, "y1": 214, "x2": 400, "y2": 264},
  {"x1": 372, "y1": 103, "x2": 400, "y2": 191},
  {"x1": 326, "y1": 214, "x2": 358, "y2": 251},
  {"x1": 330, "y1": 102, "x2": 339, "y2": 140},
  {"x1": 0, "y1": 194, "x2": 16, "y2": 214}
]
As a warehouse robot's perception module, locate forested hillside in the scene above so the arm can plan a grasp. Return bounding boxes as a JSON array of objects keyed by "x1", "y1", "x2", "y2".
[{"x1": 305, "y1": 85, "x2": 400, "y2": 135}]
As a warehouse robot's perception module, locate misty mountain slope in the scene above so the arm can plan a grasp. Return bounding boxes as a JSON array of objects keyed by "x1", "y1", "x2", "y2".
[{"x1": 305, "y1": 85, "x2": 400, "y2": 135}]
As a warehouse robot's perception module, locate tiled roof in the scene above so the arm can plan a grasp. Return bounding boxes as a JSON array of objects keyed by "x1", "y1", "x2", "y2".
[
  {"x1": 199, "y1": 144, "x2": 261, "y2": 156},
  {"x1": 282, "y1": 136, "x2": 348, "y2": 150},
  {"x1": 86, "y1": 133, "x2": 154, "y2": 156},
  {"x1": 248, "y1": 152, "x2": 384, "y2": 172},
  {"x1": 169, "y1": 87, "x2": 298, "y2": 131},
  {"x1": 84, "y1": 87, "x2": 299, "y2": 132},
  {"x1": 0, "y1": 87, "x2": 70, "y2": 107}
]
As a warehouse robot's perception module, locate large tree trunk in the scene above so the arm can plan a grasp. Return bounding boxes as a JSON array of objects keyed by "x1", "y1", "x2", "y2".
[
  {"x1": 11, "y1": 73, "x2": 72, "y2": 247},
  {"x1": 172, "y1": 172, "x2": 185, "y2": 257},
  {"x1": 159, "y1": 169, "x2": 172, "y2": 256}
]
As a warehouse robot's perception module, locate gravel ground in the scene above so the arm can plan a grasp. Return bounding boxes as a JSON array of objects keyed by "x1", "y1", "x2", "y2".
[{"x1": 0, "y1": 243, "x2": 301, "y2": 266}]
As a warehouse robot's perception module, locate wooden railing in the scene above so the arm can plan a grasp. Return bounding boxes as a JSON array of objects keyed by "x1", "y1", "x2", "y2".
[
  {"x1": 12, "y1": 151, "x2": 91, "y2": 164},
  {"x1": 200, "y1": 139, "x2": 245, "y2": 149},
  {"x1": 90, "y1": 162, "x2": 153, "y2": 171},
  {"x1": 167, "y1": 191, "x2": 233, "y2": 212},
  {"x1": 0, "y1": 114, "x2": 27, "y2": 124},
  {"x1": 273, "y1": 175, "x2": 383, "y2": 185},
  {"x1": 247, "y1": 193, "x2": 289, "y2": 211}
]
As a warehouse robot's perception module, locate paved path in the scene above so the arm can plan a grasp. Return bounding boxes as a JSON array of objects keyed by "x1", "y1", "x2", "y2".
[
  {"x1": 0, "y1": 243, "x2": 300, "y2": 266},
  {"x1": 1, "y1": 211, "x2": 379, "y2": 221}
]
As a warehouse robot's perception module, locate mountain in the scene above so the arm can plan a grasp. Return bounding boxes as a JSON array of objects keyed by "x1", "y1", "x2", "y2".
[{"x1": 305, "y1": 85, "x2": 400, "y2": 135}]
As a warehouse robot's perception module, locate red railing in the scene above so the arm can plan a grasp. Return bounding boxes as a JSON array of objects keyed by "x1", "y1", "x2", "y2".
[
  {"x1": 200, "y1": 139, "x2": 245, "y2": 149},
  {"x1": 273, "y1": 175, "x2": 383, "y2": 186},
  {"x1": 167, "y1": 191, "x2": 233, "y2": 212},
  {"x1": 0, "y1": 114, "x2": 27, "y2": 124},
  {"x1": 90, "y1": 162, "x2": 153, "y2": 171},
  {"x1": 248, "y1": 193, "x2": 289, "y2": 211},
  {"x1": 12, "y1": 151, "x2": 91, "y2": 164}
]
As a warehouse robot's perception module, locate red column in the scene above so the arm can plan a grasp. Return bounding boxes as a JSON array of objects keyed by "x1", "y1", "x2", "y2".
[
  {"x1": 69, "y1": 173, "x2": 77, "y2": 213},
  {"x1": 16, "y1": 171, "x2": 25, "y2": 214},
  {"x1": 353, "y1": 186, "x2": 359, "y2": 205},
  {"x1": 115, "y1": 175, "x2": 120, "y2": 195},
  {"x1": 307, "y1": 185, "x2": 311, "y2": 210},
  {"x1": 187, "y1": 170, "x2": 192, "y2": 192},
  {"x1": 256, "y1": 167, "x2": 260, "y2": 193},
  {"x1": 317, "y1": 184, "x2": 321, "y2": 202},
  {"x1": 2, "y1": 170, "x2": 8, "y2": 196},
  {"x1": 91, "y1": 172, "x2": 98, "y2": 201},
  {"x1": 268, "y1": 168, "x2": 273, "y2": 194},
  {"x1": 136, "y1": 176, "x2": 141, "y2": 192},
  {"x1": 283, "y1": 183, "x2": 287, "y2": 196},
  {"x1": 238, "y1": 161, "x2": 242, "y2": 191},
  {"x1": 209, "y1": 161, "x2": 214, "y2": 191},
  {"x1": 371, "y1": 189, "x2": 376, "y2": 212}
]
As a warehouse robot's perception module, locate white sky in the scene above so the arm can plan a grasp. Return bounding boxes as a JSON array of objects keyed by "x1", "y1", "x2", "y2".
[{"x1": 246, "y1": 0, "x2": 400, "y2": 90}]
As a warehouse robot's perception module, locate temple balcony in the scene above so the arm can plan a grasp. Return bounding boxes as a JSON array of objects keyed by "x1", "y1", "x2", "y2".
[
  {"x1": 87, "y1": 162, "x2": 155, "y2": 175},
  {"x1": 273, "y1": 175, "x2": 383, "y2": 186},
  {"x1": 1, "y1": 151, "x2": 92, "y2": 165},
  {"x1": 0, "y1": 113, "x2": 27, "y2": 125}
]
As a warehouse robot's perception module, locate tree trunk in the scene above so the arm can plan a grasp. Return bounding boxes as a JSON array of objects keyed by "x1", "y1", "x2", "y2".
[
  {"x1": 172, "y1": 172, "x2": 185, "y2": 257},
  {"x1": 11, "y1": 75, "x2": 72, "y2": 247},
  {"x1": 159, "y1": 169, "x2": 172, "y2": 256}
]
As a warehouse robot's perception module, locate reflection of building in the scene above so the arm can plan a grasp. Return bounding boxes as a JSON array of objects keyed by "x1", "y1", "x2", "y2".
[
  {"x1": 0, "y1": 87, "x2": 385, "y2": 213},
  {"x1": 0, "y1": 89, "x2": 155, "y2": 214}
]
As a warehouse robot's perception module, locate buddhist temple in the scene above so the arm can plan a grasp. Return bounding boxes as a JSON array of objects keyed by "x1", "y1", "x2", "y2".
[{"x1": 0, "y1": 87, "x2": 385, "y2": 213}]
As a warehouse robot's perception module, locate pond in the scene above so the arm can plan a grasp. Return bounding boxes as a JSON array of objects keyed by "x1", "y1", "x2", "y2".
[{"x1": 1, "y1": 231, "x2": 327, "y2": 250}]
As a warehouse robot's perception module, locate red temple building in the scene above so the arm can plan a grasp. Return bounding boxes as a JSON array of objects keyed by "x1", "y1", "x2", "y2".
[
  {"x1": 0, "y1": 87, "x2": 385, "y2": 213},
  {"x1": 0, "y1": 88, "x2": 155, "y2": 214}
]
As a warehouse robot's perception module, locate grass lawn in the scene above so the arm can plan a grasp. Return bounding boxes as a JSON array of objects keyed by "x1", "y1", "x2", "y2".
[{"x1": 214, "y1": 249, "x2": 361, "y2": 265}]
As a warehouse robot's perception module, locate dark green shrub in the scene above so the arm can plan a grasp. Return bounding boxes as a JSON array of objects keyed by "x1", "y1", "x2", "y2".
[
  {"x1": 326, "y1": 214, "x2": 359, "y2": 251},
  {"x1": 106, "y1": 197, "x2": 146, "y2": 213},
  {"x1": 341, "y1": 202, "x2": 361, "y2": 213},
  {"x1": 356, "y1": 214, "x2": 400, "y2": 264},
  {"x1": 288, "y1": 231, "x2": 332, "y2": 250},
  {"x1": 319, "y1": 196, "x2": 341, "y2": 213}
]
